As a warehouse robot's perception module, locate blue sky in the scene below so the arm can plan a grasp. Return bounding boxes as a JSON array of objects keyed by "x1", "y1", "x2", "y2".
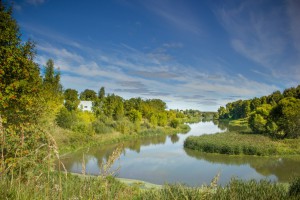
[{"x1": 11, "y1": 0, "x2": 300, "y2": 111}]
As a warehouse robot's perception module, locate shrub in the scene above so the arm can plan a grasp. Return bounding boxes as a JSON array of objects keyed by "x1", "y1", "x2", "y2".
[
  {"x1": 56, "y1": 107, "x2": 77, "y2": 129},
  {"x1": 92, "y1": 120, "x2": 113, "y2": 134},
  {"x1": 289, "y1": 177, "x2": 300, "y2": 197},
  {"x1": 170, "y1": 118, "x2": 180, "y2": 128}
]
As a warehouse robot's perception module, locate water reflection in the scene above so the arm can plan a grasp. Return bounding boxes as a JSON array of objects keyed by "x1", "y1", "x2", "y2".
[
  {"x1": 184, "y1": 148, "x2": 300, "y2": 182},
  {"x1": 60, "y1": 121, "x2": 300, "y2": 185}
]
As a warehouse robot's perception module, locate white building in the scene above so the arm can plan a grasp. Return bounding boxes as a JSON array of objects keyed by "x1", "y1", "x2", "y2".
[{"x1": 78, "y1": 101, "x2": 93, "y2": 112}]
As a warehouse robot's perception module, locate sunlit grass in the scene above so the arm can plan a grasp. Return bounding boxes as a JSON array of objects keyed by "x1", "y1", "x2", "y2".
[{"x1": 184, "y1": 131, "x2": 300, "y2": 156}]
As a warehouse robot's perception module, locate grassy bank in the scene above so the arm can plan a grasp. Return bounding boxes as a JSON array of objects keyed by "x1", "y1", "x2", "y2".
[
  {"x1": 184, "y1": 131, "x2": 300, "y2": 156},
  {"x1": 51, "y1": 123, "x2": 190, "y2": 154},
  {"x1": 2, "y1": 172, "x2": 300, "y2": 199}
]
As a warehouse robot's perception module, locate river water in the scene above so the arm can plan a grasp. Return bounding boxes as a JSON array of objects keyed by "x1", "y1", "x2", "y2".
[{"x1": 60, "y1": 121, "x2": 300, "y2": 186}]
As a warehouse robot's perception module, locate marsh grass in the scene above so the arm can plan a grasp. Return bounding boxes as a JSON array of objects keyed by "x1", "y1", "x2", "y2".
[{"x1": 184, "y1": 131, "x2": 300, "y2": 156}]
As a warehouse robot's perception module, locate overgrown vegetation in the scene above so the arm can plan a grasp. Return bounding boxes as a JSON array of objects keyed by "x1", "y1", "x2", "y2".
[
  {"x1": 184, "y1": 131, "x2": 300, "y2": 156},
  {"x1": 216, "y1": 85, "x2": 300, "y2": 139}
]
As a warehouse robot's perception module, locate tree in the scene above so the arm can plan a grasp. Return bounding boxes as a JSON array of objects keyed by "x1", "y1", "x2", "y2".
[
  {"x1": 56, "y1": 107, "x2": 77, "y2": 129},
  {"x1": 42, "y1": 59, "x2": 63, "y2": 120},
  {"x1": 64, "y1": 88, "x2": 80, "y2": 111},
  {"x1": 80, "y1": 89, "x2": 97, "y2": 101},
  {"x1": 170, "y1": 118, "x2": 180, "y2": 128},
  {"x1": 272, "y1": 97, "x2": 300, "y2": 138},
  {"x1": 128, "y1": 109, "x2": 142, "y2": 123},
  {"x1": 0, "y1": 2, "x2": 47, "y2": 173},
  {"x1": 114, "y1": 103, "x2": 124, "y2": 120},
  {"x1": 98, "y1": 86, "x2": 105, "y2": 99}
]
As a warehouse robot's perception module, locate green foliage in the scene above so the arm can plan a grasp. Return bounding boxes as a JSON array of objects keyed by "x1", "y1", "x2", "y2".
[
  {"x1": 273, "y1": 97, "x2": 300, "y2": 138},
  {"x1": 218, "y1": 85, "x2": 300, "y2": 139},
  {"x1": 0, "y1": 2, "x2": 49, "y2": 174},
  {"x1": 248, "y1": 113, "x2": 267, "y2": 134},
  {"x1": 92, "y1": 120, "x2": 113, "y2": 134},
  {"x1": 115, "y1": 119, "x2": 134, "y2": 134},
  {"x1": 289, "y1": 177, "x2": 300, "y2": 198},
  {"x1": 184, "y1": 131, "x2": 300, "y2": 156},
  {"x1": 80, "y1": 89, "x2": 97, "y2": 101},
  {"x1": 98, "y1": 86, "x2": 105, "y2": 99},
  {"x1": 170, "y1": 118, "x2": 180, "y2": 128},
  {"x1": 42, "y1": 59, "x2": 63, "y2": 121},
  {"x1": 150, "y1": 114, "x2": 158, "y2": 127},
  {"x1": 56, "y1": 107, "x2": 77, "y2": 129},
  {"x1": 64, "y1": 88, "x2": 80, "y2": 111},
  {"x1": 157, "y1": 112, "x2": 168, "y2": 126},
  {"x1": 128, "y1": 109, "x2": 142, "y2": 123},
  {"x1": 114, "y1": 102, "x2": 124, "y2": 120}
]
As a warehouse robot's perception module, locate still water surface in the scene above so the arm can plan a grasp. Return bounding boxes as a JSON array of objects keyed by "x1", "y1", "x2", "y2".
[{"x1": 61, "y1": 121, "x2": 300, "y2": 186}]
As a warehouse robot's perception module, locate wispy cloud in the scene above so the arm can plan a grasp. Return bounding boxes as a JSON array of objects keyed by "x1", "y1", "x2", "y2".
[
  {"x1": 141, "y1": 1, "x2": 202, "y2": 35},
  {"x1": 215, "y1": 0, "x2": 300, "y2": 82},
  {"x1": 33, "y1": 28, "x2": 280, "y2": 110}
]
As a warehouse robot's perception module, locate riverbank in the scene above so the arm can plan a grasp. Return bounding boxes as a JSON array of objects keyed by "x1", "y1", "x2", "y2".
[
  {"x1": 184, "y1": 131, "x2": 300, "y2": 156},
  {"x1": 52, "y1": 123, "x2": 191, "y2": 155},
  {"x1": 2, "y1": 171, "x2": 299, "y2": 199}
]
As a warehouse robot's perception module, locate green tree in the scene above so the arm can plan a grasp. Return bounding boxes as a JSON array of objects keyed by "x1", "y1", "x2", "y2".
[
  {"x1": 114, "y1": 103, "x2": 124, "y2": 120},
  {"x1": 56, "y1": 107, "x2": 77, "y2": 129},
  {"x1": 0, "y1": 2, "x2": 47, "y2": 173},
  {"x1": 128, "y1": 109, "x2": 142, "y2": 123},
  {"x1": 272, "y1": 97, "x2": 300, "y2": 138},
  {"x1": 157, "y1": 112, "x2": 168, "y2": 126},
  {"x1": 170, "y1": 118, "x2": 180, "y2": 128},
  {"x1": 42, "y1": 59, "x2": 63, "y2": 121},
  {"x1": 80, "y1": 89, "x2": 97, "y2": 101},
  {"x1": 98, "y1": 86, "x2": 105, "y2": 99},
  {"x1": 64, "y1": 88, "x2": 80, "y2": 111},
  {"x1": 248, "y1": 113, "x2": 267, "y2": 133}
]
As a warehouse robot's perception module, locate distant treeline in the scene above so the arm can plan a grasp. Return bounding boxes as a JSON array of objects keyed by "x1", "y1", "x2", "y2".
[
  {"x1": 56, "y1": 86, "x2": 203, "y2": 135},
  {"x1": 216, "y1": 85, "x2": 300, "y2": 138}
]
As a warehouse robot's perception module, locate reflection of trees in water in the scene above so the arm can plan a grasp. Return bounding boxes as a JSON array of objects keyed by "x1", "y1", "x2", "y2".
[
  {"x1": 184, "y1": 148, "x2": 300, "y2": 182},
  {"x1": 169, "y1": 134, "x2": 179, "y2": 144},
  {"x1": 214, "y1": 120, "x2": 228, "y2": 131},
  {"x1": 60, "y1": 134, "x2": 168, "y2": 173},
  {"x1": 213, "y1": 120, "x2": 249, "y2": 132}
]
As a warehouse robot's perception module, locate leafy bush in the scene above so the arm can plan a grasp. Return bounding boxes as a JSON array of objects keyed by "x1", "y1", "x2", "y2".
[
  {"x1": 289, "y1": 177, "x2": 300, "y2": 197},
  {"x1": 56, "y1": 107, "x2": 77, "y2": 129},
  {"x1": 170, "y1": 118, "x2": 180, "y2": 128},
  {"x1": 92, "y1": 120, "x2": 113, "y2": 134}
]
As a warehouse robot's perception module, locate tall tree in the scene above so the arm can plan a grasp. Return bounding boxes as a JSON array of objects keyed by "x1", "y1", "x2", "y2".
[
  {"x1": 98, "y1": 86, "x2": 105, "y2": 99},
  {"x1": 42, "y1": 59, "x2": 63, "y2": 120},
  {"x1": 0, "y1": 2, "x2": 47, "y2": 173}
]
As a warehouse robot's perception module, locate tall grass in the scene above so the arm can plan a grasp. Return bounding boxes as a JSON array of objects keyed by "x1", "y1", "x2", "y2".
[{"x1": 184, "y1": 131, "x2": 300, "y2": 156}]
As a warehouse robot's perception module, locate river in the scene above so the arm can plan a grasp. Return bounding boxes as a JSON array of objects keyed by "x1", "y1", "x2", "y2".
[{"x1": 60, "y1": 121, "x2": 300, "y2": 186}]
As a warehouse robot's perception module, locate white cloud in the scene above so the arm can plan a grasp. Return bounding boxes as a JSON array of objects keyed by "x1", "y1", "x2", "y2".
[{"x1": 35, "y1": 33, "x2": 281, "y2": 111}]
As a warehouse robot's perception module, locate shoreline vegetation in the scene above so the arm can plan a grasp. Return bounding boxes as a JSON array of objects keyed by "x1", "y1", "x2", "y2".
[
  {"x1": 185, "y1": 84, "x2": 300, "y2": 156},
  {"x1": 184, "y1": 129, "x2": 300, "y2": 156},
  {"x1": 1, "y1": 2, "x2": 300, "y2": 199}
]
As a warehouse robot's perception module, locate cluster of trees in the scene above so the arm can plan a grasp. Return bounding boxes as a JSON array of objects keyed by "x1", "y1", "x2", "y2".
[
  {"x1": 217, "y1": 86, "x2": 300, "y2": 138},
  {"x1": 56, "y1": 86, "x2": 194, "y2": 135}
]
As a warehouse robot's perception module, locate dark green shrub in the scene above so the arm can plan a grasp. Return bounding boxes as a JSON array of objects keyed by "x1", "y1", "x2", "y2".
[
  {"x1": 170, "y1": 118, "x2": 180, "y2": 128},
  {"x1": 56, "y1": 107, "x2": 77, "y2": 129},
  {"x1": 289, "y1": 177, "x2": 300, "y2": 197}
]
